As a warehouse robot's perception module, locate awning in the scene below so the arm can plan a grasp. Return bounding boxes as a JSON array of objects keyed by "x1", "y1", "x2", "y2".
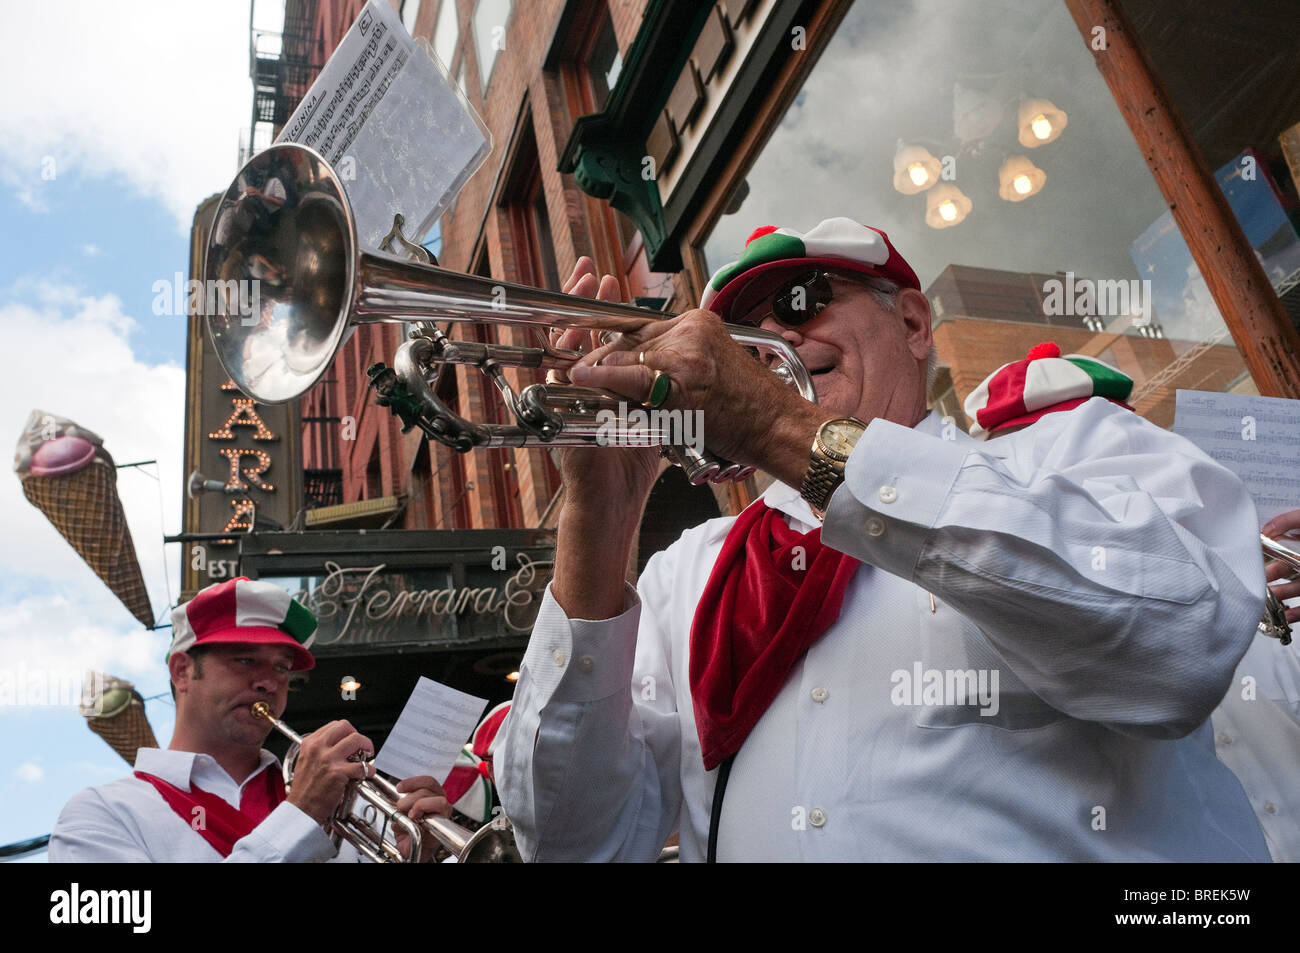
[{"x1": 305, "y1": 494, "x2": 404, "y2": 529}]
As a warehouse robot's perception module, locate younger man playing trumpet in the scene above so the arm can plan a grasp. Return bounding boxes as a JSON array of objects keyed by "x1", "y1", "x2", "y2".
[{"x1": 50, "y1": 577, "x2": 451, "y2": 862}]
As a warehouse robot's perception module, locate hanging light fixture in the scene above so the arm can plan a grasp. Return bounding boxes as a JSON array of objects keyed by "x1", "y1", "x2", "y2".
[
  {"x1": 892, "y1": 143, "x2": 942, "y2": 195},
  {"x1": 925, "y1": 183, "x2": 972, "y2": 228},
  {"x1": 998, "y1": 156, "x2": 1046, "y2": 201},
  {"x1": 1018, "y1": 97, "x2": 1068, "y2": 147}
]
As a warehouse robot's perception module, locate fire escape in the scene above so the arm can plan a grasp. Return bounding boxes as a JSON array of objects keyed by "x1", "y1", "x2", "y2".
[{"x1": 242, "y1": 0, "x2": 323, "y2": 166}]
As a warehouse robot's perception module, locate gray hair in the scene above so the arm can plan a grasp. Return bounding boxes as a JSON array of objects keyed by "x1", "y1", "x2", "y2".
[{"x1": 850, "y1": 275, "x2": 938, "y2": 389}]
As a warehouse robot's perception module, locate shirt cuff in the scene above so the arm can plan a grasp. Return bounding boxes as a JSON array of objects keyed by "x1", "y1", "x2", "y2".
[
  {"x1": 821, "y1": 416, "x2": 968, "y2": 578},
  {"x1": 241, "y1": 801, "x2": 338, "y2": 862},
  {"x1": 520, "y1": 582, "x2": 642, "y2": 704}
]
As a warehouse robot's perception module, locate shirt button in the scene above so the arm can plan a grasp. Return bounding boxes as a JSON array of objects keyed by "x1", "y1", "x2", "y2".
[
  {"x1": 866, "y1": 517, "x2": 885, "y2": 537},
  {"x1": 811, "y1": 687, "x2": 829, "y2": 703},
  {"x1": 878, "y1": 485, "x2": 898, "y2": 504},
  {"x1": 1216, "y1": 731, "x2": 1232, "y2": 746},
  {"x1": 577, "y1": 655, "x2": 594, "y2": 673},
  {"x1": 809, "y1": 808, "x2": 827, "y2": 828},
  {"x1": 552, "y1": 649, "x2": 565, "y2": 667},
  {"x1": 1264, "y1": 802, "x2": 1277, "y2": 814}
]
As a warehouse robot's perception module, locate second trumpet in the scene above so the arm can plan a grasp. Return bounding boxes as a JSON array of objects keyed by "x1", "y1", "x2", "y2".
[{"x1": 250, "y1": 702, "x2": 520, "y2": 863}]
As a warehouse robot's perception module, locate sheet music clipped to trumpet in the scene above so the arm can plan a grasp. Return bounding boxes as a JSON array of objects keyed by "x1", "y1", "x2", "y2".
[
  {"x1": 276, "y1": 0, "x2": 491, "y2": 254},
  {"x1": 1173, "y1": 389, "x2": 1300, "y2": 522}
]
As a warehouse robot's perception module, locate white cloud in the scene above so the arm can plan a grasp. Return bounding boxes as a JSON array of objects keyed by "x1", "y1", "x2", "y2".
[
  {"x1": 0, "y1": 283, "x2": 182, "y2": 695},
  {"x1": 80, "y1": 244, "x2": 101, "y2": 258},
  {"x1": 15, "y1": 761, "x2": 44, "y2": 783},
  {"x1": 0, "y1": 1, "x2": 253, "y2": 233}
]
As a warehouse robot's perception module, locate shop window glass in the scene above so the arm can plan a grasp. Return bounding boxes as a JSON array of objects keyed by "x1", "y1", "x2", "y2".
[{"x1": 700, "y1": 0, "x2": 1258, "y2": 428}]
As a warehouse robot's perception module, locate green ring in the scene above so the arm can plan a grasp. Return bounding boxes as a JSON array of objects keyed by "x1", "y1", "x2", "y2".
[{"x1": 647, "y1": 371, "x2": 672, "y2": 408}]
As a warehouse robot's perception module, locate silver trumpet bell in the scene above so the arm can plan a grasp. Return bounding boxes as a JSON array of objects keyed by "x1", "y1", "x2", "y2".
[
  {"x1": 251, "y1": 702, "x2": 520, "y2": 863},
  {"x1": 204, "y1": 143, "x2": 816, "y2": 484}
]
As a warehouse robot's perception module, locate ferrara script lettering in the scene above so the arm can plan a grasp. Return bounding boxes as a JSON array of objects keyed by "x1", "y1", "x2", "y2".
[{"x1": 302, "y1": 554, "x2": 550, "y2": 643}]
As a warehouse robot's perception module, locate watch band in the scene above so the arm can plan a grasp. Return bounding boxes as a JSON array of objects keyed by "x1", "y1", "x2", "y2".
[
  {"x1": 801, "y1": 456, "x2": 844, "y2": 512},
  {"x1": 800, "y1": 417, "x2": 866, "y2": 513}
]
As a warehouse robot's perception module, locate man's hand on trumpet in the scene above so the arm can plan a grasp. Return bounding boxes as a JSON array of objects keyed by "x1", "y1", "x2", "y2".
[
  {"x1": 392, "y1": 776, "x2": 454, "y2": 863},
  {"x1": 1262, "y1": 508, "x2": 1300, "y2": 625},
  {"x1": 283, "y1": 719, "x2": 377, "y2": 827},
  {"x1": 547, "y1": 257, "x2": 663, "y2": 621},
  {"x1": 569, "y1": 308, "x2": 828, "y2": 489}
]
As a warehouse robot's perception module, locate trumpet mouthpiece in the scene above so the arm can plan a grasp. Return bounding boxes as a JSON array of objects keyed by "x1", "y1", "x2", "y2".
[{"x1": 251, "y1": 702, "x2": 271, "y2": 718}]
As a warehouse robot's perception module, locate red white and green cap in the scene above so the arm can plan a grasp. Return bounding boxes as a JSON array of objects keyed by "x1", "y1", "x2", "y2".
[
  {"x1": 442, "y1": 749, "x2": 494, "y2": 824},
  {"x1": 963, "y1": 342, "x2": 1134, "y2": 440},
  {"x1": 700, "y1": 217, "x2": 921, "y2": 321},
  {"x1": 471, "y1": 701, "x2": 511, "y2": 761},
  {"x1": 169, "y1": 577, "x2": 317, "y2": 671}
]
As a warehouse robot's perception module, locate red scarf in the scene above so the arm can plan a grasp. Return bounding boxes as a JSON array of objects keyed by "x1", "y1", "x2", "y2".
[
  {"x1": 135, "y1": 765, "x2": 286, "y2": 857},
  {"x1": 689, "y1": 500, "x2": 859, "y2": 769}
]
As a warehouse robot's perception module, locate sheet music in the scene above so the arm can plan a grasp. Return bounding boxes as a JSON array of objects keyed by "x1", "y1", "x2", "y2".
[
  {"x1": 374, "y1": 677, "x2": 488, "y2": 784},
  {"x1": 277, "y1": 0, "x2": 491, "y2": 253},
  {"x1": 1173, "y1": 390, "x2": 1300, "y2": 523}
]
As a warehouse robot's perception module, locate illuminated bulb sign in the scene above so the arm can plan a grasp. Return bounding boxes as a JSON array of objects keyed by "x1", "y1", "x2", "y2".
[{"x1": 207, "y1": 379, "x2": 280, "y2": 543}]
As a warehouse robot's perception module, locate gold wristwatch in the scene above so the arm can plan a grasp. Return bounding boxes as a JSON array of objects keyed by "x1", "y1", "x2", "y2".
[{"x1": 800, "y1": 417, "x2": 867, "y2": 514}]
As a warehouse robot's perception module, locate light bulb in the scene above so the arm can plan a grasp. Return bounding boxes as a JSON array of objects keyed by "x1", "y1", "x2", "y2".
[
  {"x1": 1013, "y1": 174, "x2": 1032, "y2": 194},
  {"x1": 939, "y1": 200, "x2": 957, "y2": 222},
  {"x1": 1030, "y1": 115, "x2": 1052, "y2": 140},
  {"x1": 908, "y1": 162, "x2": 929, "y2": 187}
]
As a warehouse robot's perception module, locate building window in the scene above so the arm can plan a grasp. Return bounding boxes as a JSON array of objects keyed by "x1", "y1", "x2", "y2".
[
  {"x1": 521, "y1": 175, "x2": 561, "y2": 291},
  {"x1": 554, "y1": 3, "x2": 641, "y2": 272},
  {"x1": 473, "y1": 0, "x2": 512, "y2": 93},
  {"x1": 585, "y1": 8, "x2": 622, "y2": 113},
  {"x1": 400, "y1": 0, "x2": 421, "y2": 35},
  {"x1": 433, "y1": 0, "x2": 458, "y2": 70},
  {"x1": 697, "y1": 0, "x2": 1259, "y2": 429},
  {"x1": 503, "y1": 123, "x2": 561, "y2": 291}
]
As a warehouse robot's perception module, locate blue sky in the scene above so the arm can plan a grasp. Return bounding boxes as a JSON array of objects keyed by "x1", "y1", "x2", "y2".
[{"x1": 0, "y1": 0, "x2": 268, "y2": 859}]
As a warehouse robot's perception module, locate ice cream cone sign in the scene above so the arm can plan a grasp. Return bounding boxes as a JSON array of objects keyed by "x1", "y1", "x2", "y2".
[{"x1": 14, "y1": 410, "x2": 154, "y2": 628}]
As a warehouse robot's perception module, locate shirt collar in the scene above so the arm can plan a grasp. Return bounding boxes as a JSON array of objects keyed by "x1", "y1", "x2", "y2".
[
  {"x1": 759, "y1": 410, "x2": 953, "y2": 528},
  {"x1": 134, "y1": 747, "x2": 279, "y2": 792}
]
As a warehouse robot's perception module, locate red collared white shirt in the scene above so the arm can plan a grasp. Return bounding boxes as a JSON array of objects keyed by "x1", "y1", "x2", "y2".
[{"x1": 49, "y1": 747, "x2": 359, "y2": 863}]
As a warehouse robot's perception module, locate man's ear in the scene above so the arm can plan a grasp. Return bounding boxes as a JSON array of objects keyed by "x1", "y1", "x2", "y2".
[
  {"x1": 168, "y1": 651, "x2": 193, "y2": 699},
  {"x1": 896, "y1": 288, "x2": 933, "y2": 361}
]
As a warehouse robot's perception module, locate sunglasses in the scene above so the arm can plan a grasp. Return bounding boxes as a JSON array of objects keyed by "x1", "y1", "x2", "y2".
[{"x1": 735, "y1": 270, "x2": 872, "y2": 328}]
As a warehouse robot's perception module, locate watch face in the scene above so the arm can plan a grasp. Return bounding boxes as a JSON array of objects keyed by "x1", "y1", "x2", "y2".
[{"x1": 820, "y1": 419, "x2": 864, "y2": 460}]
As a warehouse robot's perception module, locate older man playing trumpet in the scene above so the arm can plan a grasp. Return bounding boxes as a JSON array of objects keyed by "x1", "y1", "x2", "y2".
[{"x1": 497, "y1": 217, "x2": 1270, "y2": 862}]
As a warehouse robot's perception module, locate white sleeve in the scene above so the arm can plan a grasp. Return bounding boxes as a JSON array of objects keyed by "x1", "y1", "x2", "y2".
[
  {"x1": 496, "y1": 554, "x2": 684, "y2": 862},
  {"x1": 822, "y1": 398, "x2": 1264, "y2": 738},
  {"x1": 49, "y1": 790, "x2": 340, "y2": 863},
  {"x1": 227, "y1": 801, "x2": 342, "y2": 863}
]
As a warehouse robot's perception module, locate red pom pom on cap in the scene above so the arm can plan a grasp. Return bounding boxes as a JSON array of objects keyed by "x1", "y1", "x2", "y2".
[
  {"x1": 1025, "y1": 342, "x2": 1061, "y2": 361},
  {"x1": 744, "y1": 225, "x2": 780, "y2": 246}
]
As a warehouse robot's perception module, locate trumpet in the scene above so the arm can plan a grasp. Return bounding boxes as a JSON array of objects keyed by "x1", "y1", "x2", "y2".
[
  {"x1": 250, "y1": 702, "x2": 521, "y2": 863},
  {"x1": 204, "y1": 142, "x2": 816, "y2": 485},
  {"x1": 1260, "y1": 533, "x2": 1300, "y2": 645}
]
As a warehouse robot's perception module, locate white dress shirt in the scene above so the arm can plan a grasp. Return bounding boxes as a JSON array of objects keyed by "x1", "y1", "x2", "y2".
[
  {"x1": 1212, "y1": 634, "x2": 1300, "y2": 861},
  {"x1": 49, "y1": 747, "x2": 358, "y2": 863},
  {"x1": 497, "y1": 399, "x2": 1271, "y2": 861}
]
